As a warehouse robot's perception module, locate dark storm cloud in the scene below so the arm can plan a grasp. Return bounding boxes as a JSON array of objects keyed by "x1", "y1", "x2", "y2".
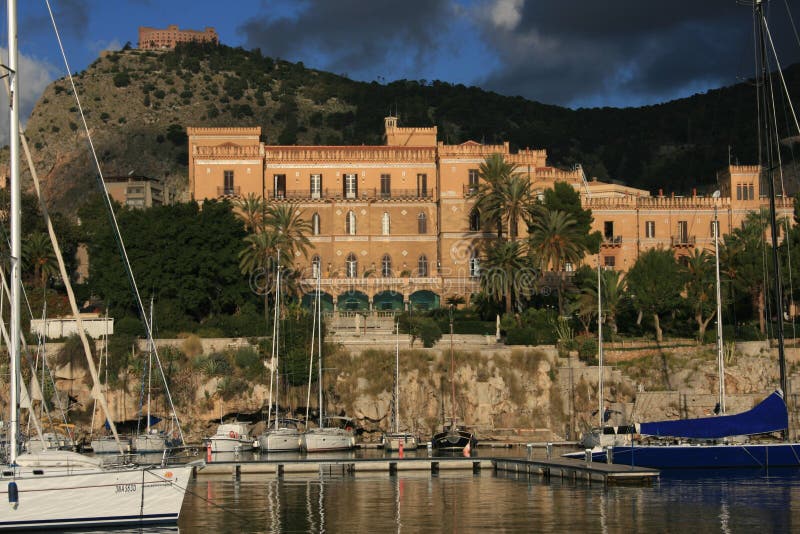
[
  {"x1": 475, "y1": 0, "x2": 800, "y2": 107},
  {"x1": 22, "y1": 0, "x2": 90, "y2": 38},
  {"x1": 238, "y1": 0, "x2": 454, "y2": 79}
]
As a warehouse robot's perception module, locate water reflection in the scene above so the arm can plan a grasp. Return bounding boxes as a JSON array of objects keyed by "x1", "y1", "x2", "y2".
[{"x1": 76, "y1": 453, "x2": 800, "y2": 532}]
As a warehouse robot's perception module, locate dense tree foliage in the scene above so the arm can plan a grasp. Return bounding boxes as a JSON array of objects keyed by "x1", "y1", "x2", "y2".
[
  {"x1": 625, "y1": 248, "x2": 685, "y2": 342},
  {"x1": 80, "y1": 199, "x2": 250, "y2": 323}
]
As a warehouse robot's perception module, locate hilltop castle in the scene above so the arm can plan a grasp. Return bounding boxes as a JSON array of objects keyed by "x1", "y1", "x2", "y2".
[{"x1": 138, "y1": 25, "x2": 218, "y2": 50}]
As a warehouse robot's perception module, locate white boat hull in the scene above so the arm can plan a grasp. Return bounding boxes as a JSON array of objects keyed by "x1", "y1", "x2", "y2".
[
  {"x1": 258, "y1": 429, "x2": 301, "y2": 452},
  {"x1": 91, "y1": 436, "x2": 131, "y2": 454},
  {"x1": 382, "y1": 433, "x2": 419, "y2": 451},
  {"x1": 0, "y1": 453, "x2": 191, "y2": 530},
  {"x1": 302, "y1": 429, "x2": 356, "y2": 452},
  {"x1": 133, "y1": 433, "x2": 169, "y2": 453},
  {"x1": 208, "y1": 436, "x2": 254, "y2": 453}
]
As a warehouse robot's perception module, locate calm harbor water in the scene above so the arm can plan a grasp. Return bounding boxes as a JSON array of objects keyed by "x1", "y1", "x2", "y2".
[
  {"x1": 164, "y1": 448, "x2": 800, "y2": 533},
  {"x1": 177, "y1": 468, "x2": 800, "y2": 533}
]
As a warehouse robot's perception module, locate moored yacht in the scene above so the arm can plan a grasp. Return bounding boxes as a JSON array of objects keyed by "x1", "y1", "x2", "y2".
[
  {"x1": 302, "y1": 417, "x2": 357, "y2": 452},
  {"x1": 207, "y1": 422, "x2": 255, "y2": 453}
]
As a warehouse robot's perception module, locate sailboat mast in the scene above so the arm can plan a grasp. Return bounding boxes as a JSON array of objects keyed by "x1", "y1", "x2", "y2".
[
  {"x1": 756, "y1": 0, "x2": 787, "y2": 396},
  {"x1": 597, "y1": 257, "x2": 604, "y2": 428},
  {"x1": 146, "y1": 298, "x2": 154, "y2": 433},
  {"x1": 317, "y1": 272, "x2": 324, "y2": 429},
  {"x1": 274, "y1": 253, "x2": 281, "y2": 430},
  {"x1": 449, "y1": 305, "x2": 455, "y2": 427},
  {"x1": 394, "y1": 319, "x2": 399, "y2": 434},
  {"x1": 713, "y1": 199, "x2": 726, "y2": 413},
  {"x1": 8, "y1": 0, "x2": 20, "y2": 465}
]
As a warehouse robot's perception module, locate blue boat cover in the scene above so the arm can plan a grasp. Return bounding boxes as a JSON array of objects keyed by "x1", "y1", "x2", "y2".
[{"x1": 638, "y1": 390, "x2": 788, "y2": 439}]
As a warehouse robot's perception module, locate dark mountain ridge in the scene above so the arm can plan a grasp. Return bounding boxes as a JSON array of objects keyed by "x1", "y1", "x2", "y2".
[{"x1": 16, "y1": 42, "x2": 800, "y2": 214}]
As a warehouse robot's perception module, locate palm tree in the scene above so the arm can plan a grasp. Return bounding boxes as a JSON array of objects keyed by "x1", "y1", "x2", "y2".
[
  {"x1": 234, "y1": 193, "x2": 264, "y2": 232},
  {"x1": 681, "y1": 248, "x2": 717, "y2": 342},
  {"x1": 527, "y1": 207, "x2": 589, "y2": 314},
  {"x1": 238, "y1": 230, "x2": 280, "y2": 283},
  {"x1": 238, "y1": 230, "x2": 280, "y2": 322},
  {"x1": 479, "y1": 240, "x2": 529, "y2": 315},
  {"x1": 264, "y1": 202, "x2": 312, "y2": 265},
  {"x1": 578, "y1": 268, "x2": 626, "y2": 336},
  {"x1": 722, "y1": 210, "x2": 769, "y2": 334},
  {"x1": 23, "y1": 232, "x2": 58, "y2": 287},
  {"x1": 474, "y1": 154, "x2": 531, "y2": 240}
]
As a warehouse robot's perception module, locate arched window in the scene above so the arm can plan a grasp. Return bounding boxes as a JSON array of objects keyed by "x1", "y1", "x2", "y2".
[
  {"x1": 381, "y1": 254, "x2": 392, "y2": 277},
  {"x1": 346, "y1": 210, "x2": 356, "y2": 235},
  {"x1": 382, "y1": 212, "x2": 391, "y2": 236},
  {"x1": 418, "y1": 254, "x2": 428, "y2": 277},
  {"x1": 469, "y1": 208, "x2": 481, "y2": 231},
  {"x1": 417, "y1": 212, "x2": 427, "y2": 234},
  {"x1": 311, "y1": 255, "x2": 321, "y2": 279},
  {"x1": 311, "y1": 213, "x2": 320, "y2": 236},
  {"x1": 469, "y1": 252, "x2": 480, "y2": 278},
  {"x1": 346, "y1": 253, "x2": 358, "y2": 278}
]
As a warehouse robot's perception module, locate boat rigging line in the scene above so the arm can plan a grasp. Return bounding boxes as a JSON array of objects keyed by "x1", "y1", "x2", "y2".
[{"x1": 42, "y1": 0, "x2": 186, "y2": 446}]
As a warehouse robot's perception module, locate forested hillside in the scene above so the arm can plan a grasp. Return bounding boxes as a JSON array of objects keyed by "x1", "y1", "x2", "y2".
[{"x1": 14, "y1": 41, "x2": 800, "y2": 215}]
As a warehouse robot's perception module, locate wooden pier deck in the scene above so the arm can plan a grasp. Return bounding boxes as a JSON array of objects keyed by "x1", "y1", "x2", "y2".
[
  {"x1": 199, "y1": 457, "x2": 492, "y2": 477},
  {"x1": 194, "y1": 453, "x2": 658, "y2": 486},
  {"x1": 493, "y1": 457, "x2": 659, "y2": 485}
]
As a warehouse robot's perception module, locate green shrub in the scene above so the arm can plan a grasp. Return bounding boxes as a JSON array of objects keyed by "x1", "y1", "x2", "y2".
[
  {"x1": 234, "y1": 347, "x2": 263, "y2": 380},
  {"x1": 577, "y1": 335, "x2": 598, "y2": 365},
  {"x1": 112, "y1": 71, "x2": 130, "y2": 87},
  {"x1": 217, "y1": 376, "x2": 249, "y2": 400},
  {"x1": 416, "y1": 318, "x2": 442, "y2": 348},
  {"x1": 202, "y1": 353, "x2": 231, "y2": 377},
  {"x1": 115, "y1": 316, "x2": 144, "y2": 337}
]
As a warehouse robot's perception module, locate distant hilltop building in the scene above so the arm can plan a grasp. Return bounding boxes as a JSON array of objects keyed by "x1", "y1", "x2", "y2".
[
  {"x1": 138, "y1": 25, "x2": 218, "y2": 50},
  {"x1": 103, "y1": 174, "x2": 169, "y2": 208}
]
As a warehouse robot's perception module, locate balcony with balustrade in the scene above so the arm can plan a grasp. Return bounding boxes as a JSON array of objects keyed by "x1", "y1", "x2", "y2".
[
  {"x1": 267, "y1": 188, "x2": 435, "y2": 202},
  {"x1": 217, "y1": 186, "x2": 241, "y2": 197},
  {"x1": 670, "y1": 235, "x2": 696, "y2": 247}
]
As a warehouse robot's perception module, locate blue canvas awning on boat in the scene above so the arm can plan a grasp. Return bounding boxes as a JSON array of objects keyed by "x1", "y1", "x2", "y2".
[{"x1": 637, "y1": 390, "x2": 788, "y2": 439}]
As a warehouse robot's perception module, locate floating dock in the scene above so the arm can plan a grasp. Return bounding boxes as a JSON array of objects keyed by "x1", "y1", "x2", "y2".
[
  {"x1": 194, "y1": 452, "x2": 658, "y2": 486},
  {"x1": 198, "y1": 457, "x2": 491, "y2": 477},
  {"x1": 493, "y1": 457, "x2": 659, "y2": 485}
]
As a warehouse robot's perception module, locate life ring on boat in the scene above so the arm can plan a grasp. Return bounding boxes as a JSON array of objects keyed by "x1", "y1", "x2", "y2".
[{"x1": 229, "y1": 431, "x2": 239, "y2": 439}]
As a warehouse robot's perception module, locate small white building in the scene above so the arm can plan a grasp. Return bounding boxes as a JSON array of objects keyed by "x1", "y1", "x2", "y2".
[{"x1": 30, "y1": 313, "x2": 114, "y2": 340}]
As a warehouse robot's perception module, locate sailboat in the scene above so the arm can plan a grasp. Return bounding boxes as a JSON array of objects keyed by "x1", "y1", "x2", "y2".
[
  {"x1": 132, "y1": 299, "x2": 177, "y2": 453},
  {"x1": 90, "y1": 312, "x2": 132, "y2": 454},
  {"x1": 579, "y1": 262, "x2": 635, "y2": 450},
  {"x1": 258, "y1": 252, "x2": 302, "y2": 452},
  {"x1": 574, "y1": 1, "x2": 800, "y2": 469},
  {"x1": 207, "y1": 420, "x2": 255, "y2": 453},
  {"x1": 432, "y1": 306, "x2": 476, "y2": 452},
  {"x1": 0, "y1": 1, "x2": 192, "y2": 528},
  {"x1": 381, "y1": 319, "x2": 419, "y2": 451},
  {"x1": 301, "y1": 272, "x2": 356, "y2": 452}
]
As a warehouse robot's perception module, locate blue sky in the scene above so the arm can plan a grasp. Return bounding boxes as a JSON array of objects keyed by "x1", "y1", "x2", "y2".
[{"x1": 6, "y1": 0, "x2": 800, "y2": 130}]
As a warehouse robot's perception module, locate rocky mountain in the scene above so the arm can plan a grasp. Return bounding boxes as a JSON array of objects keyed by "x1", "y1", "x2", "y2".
[{"x1": 13, "y1": 42, "x2": 800, "y2": 216}]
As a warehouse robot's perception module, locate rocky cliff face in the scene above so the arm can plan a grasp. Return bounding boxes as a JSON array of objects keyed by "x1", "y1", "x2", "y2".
[{"x1": 6, "y1": 340, "x2": 798, "y2": 445}]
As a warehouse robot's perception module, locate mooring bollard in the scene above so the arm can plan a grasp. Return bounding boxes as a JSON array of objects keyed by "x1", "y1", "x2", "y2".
[
  {"x1": 546, "y1": 442, "x2": 553, "y2": 460},
  {"x1": 526, "y1": 443, "x2": 533, "y2": 460},
  {"x1": 584, "y1": 448, "x2": 592, "y2": 465},
  {"x1": 605, "y1": 446, "x2": 614, "y2": 464},
  {"x1": 206, "y1": 443, "x2": 212, "y2": 463}
]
